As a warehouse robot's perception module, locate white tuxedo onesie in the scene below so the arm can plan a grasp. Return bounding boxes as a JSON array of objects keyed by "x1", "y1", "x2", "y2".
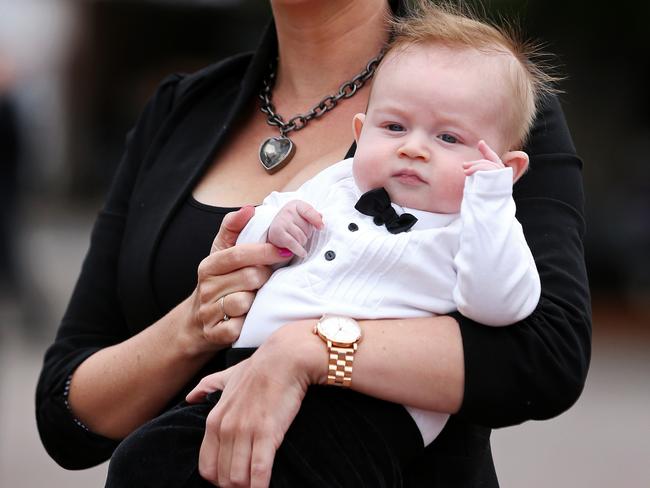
[{"x1": 235, "y1": 158, "x2": 540, "y2": 445}]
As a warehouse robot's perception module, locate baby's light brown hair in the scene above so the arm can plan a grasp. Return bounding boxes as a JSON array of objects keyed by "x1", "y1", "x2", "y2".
[{"x1": 384, "y1": 0, "x2": 560, "y2": 148}]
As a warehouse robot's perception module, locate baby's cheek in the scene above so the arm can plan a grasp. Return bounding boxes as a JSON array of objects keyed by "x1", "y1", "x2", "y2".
[
  {"x1": 438, "y1": 178, "x2": 466, "y2": 213},
  {"x1": 353, "y1": 157, "x2": 380, "y2": 192},
  {"x1": 453, "y1": 182, "x2": 467, "y2": 207}
]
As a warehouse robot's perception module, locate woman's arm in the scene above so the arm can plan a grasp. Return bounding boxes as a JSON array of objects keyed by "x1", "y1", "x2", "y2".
[
  {"x1": 36, "y1": 74, "x2": 185, "y2": 468},
  {"x1": 67, "y1": 212, "x2": 290, "y2": 440},
  {"x1": 457, "y1": 96, "x2": 590, "y2": 427},
  {"x1": 35, "y1": 72, "x2": 291, "y2": 469},
  {"x1": 294, "y1": 315, "x2": 466, "y2": 412},
  {"x1": 37, "y1": 203, "x2": 287, "y2": 470},
  {"x1": 186, "y1": 315, "x2": 463, "y2": 487}
]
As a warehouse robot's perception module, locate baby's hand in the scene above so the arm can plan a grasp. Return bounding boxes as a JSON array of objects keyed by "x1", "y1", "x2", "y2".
[
  {"x1": 268, "y1": 200, "x2": 324, "y2": 257},
  {"x1": 462, "y1": 140, "x2": 505, "y2": 176}
]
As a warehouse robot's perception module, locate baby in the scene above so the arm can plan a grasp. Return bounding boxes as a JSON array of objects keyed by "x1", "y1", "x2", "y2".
[{"x1": 234, "y1": 2, "x2": 555, "y2": 447}]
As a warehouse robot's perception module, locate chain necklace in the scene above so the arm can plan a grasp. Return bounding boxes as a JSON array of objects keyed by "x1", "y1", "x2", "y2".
[{"x1": 258, "y1": 50, "x2": 385, "y2": 173}]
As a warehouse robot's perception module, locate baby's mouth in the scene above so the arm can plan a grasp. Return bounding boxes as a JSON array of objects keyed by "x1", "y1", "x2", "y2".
[{"x1": 393, "y1": 169, "x2": 427, "y2": 185}]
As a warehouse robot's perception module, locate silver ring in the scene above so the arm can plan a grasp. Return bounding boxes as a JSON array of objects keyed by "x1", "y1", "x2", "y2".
[{"x1": 219, "y1": 295, "x2": 230, "y2": 322}]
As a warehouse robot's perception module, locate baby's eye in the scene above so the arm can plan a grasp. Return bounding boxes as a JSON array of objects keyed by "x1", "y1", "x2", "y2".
[
  {"x1": 438, "y1": 134, "x2": 458, "y2": 144},
  {"x1": 386, "y1": 123, "x2": 405, "y2": 132}
]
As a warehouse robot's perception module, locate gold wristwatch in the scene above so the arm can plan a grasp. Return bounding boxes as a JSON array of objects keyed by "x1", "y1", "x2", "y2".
[{"x1": 313, "y1": 315, "x2": 362, "y2": 387}]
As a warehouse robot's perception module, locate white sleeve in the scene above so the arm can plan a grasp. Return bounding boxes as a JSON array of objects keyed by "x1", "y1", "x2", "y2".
[
  {"x1": 452, "y1": 168, "x2": 541, "y2": 326},
  {"x1": 236, "y1": 158, "x2": 354, "y2": 245},
  {"x1": 236, "y1": 190, "x2": 299, "y2": 244}
]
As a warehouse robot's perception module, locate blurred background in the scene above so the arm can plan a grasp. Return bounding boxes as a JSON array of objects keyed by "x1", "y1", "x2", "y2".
[{"x1": 0, "y1": 0, "x2": 648, "y2": 486}]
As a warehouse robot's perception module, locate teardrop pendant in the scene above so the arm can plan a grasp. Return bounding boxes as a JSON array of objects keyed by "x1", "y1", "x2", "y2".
[{"x1": 259, "y1": 136, "x2": 296, "y2": 173}]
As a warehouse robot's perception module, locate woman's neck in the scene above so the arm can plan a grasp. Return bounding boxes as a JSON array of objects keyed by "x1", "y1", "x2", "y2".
[{"x1": 271, "y1": 0, "x2": 390, "y2": 105}]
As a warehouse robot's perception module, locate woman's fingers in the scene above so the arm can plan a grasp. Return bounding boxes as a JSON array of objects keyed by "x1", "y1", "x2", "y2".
[
  {"x1": 196, "y1": 268, "x2": 268, "y2": 334},
  {"x1": 186, "y1": 371, "x2": 224, "y2": 403},
  {"x1": 197, "y1": 264, "x2": 271, "y2": 312},
  {"x1": 249, "y1": 437, "x2": 275, "y2": 488},
  {"x1": 200, "y1": 243, "x2": 293, "y2": 277},
  {"x1": 203, "y1": 316, "x2": 245, "y2": 346},
  {"x1": 211, "y1": 206, "x2": 256, "y2": 253},
  {"x1": 195, "y1": 341, "x2": 308, "y2": 488},
  {"x1": 189, "y1": 209, "x2": 292, "y2": 355},
  {"x1": 200, "y1": 289, "x2": 256, "y2": 324},
  {"x1": 221, "y1": 291, "x2": 256, "y2": 319},
  {"x1": 229, "y1": 435, "x2": 253, "y2": 487},
  {"x1": 194, "y1": 246, "x2": 284, "y2": 349},
  {"x1": 199, "y1": 410, "x2": 222, "y2": 486},
  {"x1": 217, "y1": 426, "x2": 235, "y2": 488},
  {"x1": 186, "y1": 361, "x2": 246, "y2": 403}
]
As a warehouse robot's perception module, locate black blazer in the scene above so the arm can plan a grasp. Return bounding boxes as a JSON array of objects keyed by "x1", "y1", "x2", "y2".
[{"x1": 36, "y1": 14, "x2": 591, "y2": 488}]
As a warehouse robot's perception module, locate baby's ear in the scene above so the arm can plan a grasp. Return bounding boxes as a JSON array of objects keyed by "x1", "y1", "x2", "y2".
[
  {"x1": 501, "y1": 150, "x2": 529, "y2": 182},
  {"x1": 352, "y1": 113, "x2": 366, "y2": 143}
]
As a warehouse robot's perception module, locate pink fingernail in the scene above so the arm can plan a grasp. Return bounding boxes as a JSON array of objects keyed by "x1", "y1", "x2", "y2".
[{"x1": 278, "y1": 248, "x2": 293, "y2": 257}]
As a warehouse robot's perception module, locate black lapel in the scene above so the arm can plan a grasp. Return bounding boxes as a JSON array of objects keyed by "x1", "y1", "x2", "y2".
[{"x1": 119, "y1": 22, "x2": 277, "y2": 328}]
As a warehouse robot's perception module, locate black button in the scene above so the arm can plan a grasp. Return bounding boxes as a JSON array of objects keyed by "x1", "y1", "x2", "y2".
[
  {"x1": 373, "y1": 216, "x2": 383, "y2": 226},
  {"x1": 348, "y1": 223, "x2": 359, "y2": 232},
  {"x1": 324, "y1": 250, "x2": 336, "y2": 261}
]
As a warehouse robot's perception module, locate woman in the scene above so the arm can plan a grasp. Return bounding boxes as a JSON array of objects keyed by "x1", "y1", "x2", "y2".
[{"x1": 36, "y1": 0, "x2": 591, "y2": 486}]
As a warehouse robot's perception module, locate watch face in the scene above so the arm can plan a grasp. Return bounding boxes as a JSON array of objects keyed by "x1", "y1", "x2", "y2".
[{"x1": 318, "y1": 315, "x2": 361, "y2": 345}]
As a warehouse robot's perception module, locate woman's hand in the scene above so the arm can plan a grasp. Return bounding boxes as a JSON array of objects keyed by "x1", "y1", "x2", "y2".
[
  {"x1": 186, "y1": 321, "x2": 324, "y2": 488},
  {"x1": 181, "y1": 206, "x2": 294, "y2": 357}
]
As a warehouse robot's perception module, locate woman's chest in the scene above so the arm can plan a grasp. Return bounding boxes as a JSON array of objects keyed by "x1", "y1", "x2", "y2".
[{"x1": 191, "y1": 104, "x2": 358, "y2": 207}]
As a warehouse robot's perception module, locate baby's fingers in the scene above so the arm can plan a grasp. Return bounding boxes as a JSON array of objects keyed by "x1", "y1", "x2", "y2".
[
  {"x1": 463, "y1": 159, "x2": 502, "y2": 175},
  {"x1": 477, "y1": 140, "x2": 502, "y2": 165},
  {"x1": 295, "y1": 202, "x2": 324, "y2": 230},
  {"x1": 274, "y1": 228, "x2": 307, "y2": 257}
]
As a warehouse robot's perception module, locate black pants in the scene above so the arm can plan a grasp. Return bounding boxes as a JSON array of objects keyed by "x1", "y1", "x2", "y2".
[{"x1": 105, "y1": 352, "x2": 424, "y2": 487}]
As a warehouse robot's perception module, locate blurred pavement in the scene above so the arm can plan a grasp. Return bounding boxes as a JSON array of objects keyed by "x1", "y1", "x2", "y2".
[{"x1": 1, "y1": 200, "x2": 649, "y2": 487}]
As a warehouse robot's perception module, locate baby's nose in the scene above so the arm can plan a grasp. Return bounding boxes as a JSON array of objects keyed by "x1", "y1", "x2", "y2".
[{"x1": 399, "y1": 134, "x2": 430, "y2": 161}]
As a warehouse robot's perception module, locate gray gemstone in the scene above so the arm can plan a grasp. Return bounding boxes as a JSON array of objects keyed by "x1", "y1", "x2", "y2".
[{"x1": 259, "y1": 136, "x2": 295, "y2": 172}]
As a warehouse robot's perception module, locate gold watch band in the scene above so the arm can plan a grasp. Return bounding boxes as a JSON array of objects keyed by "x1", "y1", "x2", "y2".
[{"x1": 326, "y1": 343, "x2": 358, "y2": 387}]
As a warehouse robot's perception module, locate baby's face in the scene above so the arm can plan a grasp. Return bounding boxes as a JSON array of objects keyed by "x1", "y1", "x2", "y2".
[{"x1": 353, "y1": 43, "x2": 516, "y2": 213}]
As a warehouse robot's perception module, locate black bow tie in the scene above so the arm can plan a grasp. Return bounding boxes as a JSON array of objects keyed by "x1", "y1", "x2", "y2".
[{"x1": 354, "y1": 188, "x2": 418, "y2": 234}]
